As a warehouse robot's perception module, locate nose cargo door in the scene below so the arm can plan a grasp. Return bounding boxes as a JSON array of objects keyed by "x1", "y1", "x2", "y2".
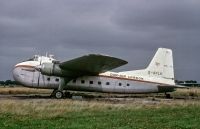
[
  {"x1": 17, "y1": 68, "x2": 35, "y2": 86},
  {"x1": 32, "y1": 71, "x2": 40, "y2": 87},
  {"x1": 32, "y1": 71, "x2": 46, "y2": 87}
]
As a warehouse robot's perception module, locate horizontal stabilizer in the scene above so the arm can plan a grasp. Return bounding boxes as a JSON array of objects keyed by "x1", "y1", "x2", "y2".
[
  {"x1": 158, "y1": 84, "x2": 188, "y2": 88},
  {"x1": 173, "y1": 85, "x2": 188, "y2": 88}
]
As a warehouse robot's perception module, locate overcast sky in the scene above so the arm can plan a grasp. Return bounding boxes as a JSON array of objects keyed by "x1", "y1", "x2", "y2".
[{"x1": 0, "y1": 0, "x2": 200, "y2": 81}]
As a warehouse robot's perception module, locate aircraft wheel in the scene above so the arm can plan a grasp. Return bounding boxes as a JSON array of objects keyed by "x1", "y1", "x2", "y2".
[{"x1": 55, "y1": 90, "x2": 63, "y2": 99}]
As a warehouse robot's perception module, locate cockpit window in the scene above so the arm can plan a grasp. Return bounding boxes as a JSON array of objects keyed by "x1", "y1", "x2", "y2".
[
  {"x1": 33, "y1": 55, "x2": 39, "y2": 61},
  {"x1": 24, "y1": 55, "x2": 39, "y2": 61},
  {"x1": 26, "y1": 57, "x2": 34, "y2": 61}
]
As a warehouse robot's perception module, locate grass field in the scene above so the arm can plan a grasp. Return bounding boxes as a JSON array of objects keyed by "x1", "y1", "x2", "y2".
[
  {"x1": 0, "y1": 86, "x2": 51, "y2": 95},
  {"x1": 0, "y1": 86, "x2": 200, "y2": 129}
]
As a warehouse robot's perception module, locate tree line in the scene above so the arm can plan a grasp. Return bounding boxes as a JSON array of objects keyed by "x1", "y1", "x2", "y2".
[
  {"x1": 176, "y1": 80, "x2": 200, "y2": 87},
  {"x1": 0, "y1": 80, "x2": 19, "y2": 86}
]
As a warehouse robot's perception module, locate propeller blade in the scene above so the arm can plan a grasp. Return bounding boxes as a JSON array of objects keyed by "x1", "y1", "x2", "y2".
[
  {"x1": 37, "y1": 72, "x2": 40, "y2": 86},
  {"x1": 37, "y1": 56, "x2": 42, "y2": 86}
]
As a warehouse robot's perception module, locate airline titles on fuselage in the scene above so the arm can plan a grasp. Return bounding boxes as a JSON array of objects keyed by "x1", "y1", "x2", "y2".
[{"x1": 109, "y1": 73, "x2": 144, "y2": 81}]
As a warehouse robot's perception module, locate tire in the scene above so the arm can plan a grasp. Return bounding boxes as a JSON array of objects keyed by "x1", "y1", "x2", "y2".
[{"x1": 55, "y1": 90, "x2": 63, "y2": 99}]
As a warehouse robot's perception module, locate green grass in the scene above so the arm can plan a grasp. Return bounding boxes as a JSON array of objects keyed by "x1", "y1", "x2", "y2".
[
  {"x1": 1, "y1": 87, "x2": 200, "y2": 129},
  {"x1": 0, "y1": 105, "x2": 200, "y2": 129}
]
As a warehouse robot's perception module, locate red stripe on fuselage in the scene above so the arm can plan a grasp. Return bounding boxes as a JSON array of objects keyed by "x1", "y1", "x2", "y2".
[
  {"x1": 99, "y1": 75, "x2": 171, "y2": 86},
  {"x1": 15, "y1": 65, "x2": 35, "y2": 69}
]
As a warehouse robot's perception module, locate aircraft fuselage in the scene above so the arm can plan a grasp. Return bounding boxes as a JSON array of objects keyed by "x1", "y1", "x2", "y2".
[{"x1": 13, "y1": 64, "x2": 174, "y2": 94}]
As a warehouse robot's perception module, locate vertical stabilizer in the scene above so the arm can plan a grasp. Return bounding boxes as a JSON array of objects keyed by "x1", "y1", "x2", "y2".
[
  {"x1": 120, "y1": 48, "x2": 175, "y2": 84},
  {"x1": 146, "y1": 48, "x2": 174, "y2": 80}
]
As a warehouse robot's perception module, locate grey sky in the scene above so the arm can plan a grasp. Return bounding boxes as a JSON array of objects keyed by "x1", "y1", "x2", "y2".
[{"x1": 0, "y1": 0, "x2": 200, "y2": 81}]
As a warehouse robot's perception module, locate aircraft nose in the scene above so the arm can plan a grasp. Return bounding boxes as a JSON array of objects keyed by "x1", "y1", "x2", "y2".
[{"x1": 12, "y1": 67, "x2": 23, "y2": 84}]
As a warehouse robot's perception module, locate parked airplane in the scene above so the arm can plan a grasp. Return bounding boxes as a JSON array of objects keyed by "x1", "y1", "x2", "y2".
[{"x1": 13, "y1": 48, "x2": 183, "y2": 99}]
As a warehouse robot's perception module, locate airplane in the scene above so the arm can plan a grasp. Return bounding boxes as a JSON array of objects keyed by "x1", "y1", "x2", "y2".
[{"x1": 13, "y1": 48, "x2": 184, "y2": 99}]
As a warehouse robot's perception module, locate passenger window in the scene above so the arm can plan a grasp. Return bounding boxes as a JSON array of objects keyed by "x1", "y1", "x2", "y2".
[
  {"x1": 55, "y1": 78, "x2": 59, "y2": 82},
  {"x1": 119, "y1": 83, "x2": 122, "y2": 86},
  {"x1": 47, "y1": 78, "x2": 50, "y2": 81},
  {"x1": 89, "y1": 81, "x2": 93, "y2": 84},
  {"x1": 81, "y1": 80, "x2": 85, "y2": 84},
  {"x1": 98, "y1": 81, "x2": 101, "y2": 85},
  {"x1": 106, "y1": 82, "x2": 110, "y2": 85},
  {"x1": 127, "y1": 83, "x2": 130, "y2": 86}
]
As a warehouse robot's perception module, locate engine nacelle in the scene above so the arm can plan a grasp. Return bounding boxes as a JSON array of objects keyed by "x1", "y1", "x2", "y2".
[
  {"x1": 37, "y1": 63, "x2": 81, "y2": 77},
  {"x1": 40, "y1": 63, "x2": 63, "y2": 76}
]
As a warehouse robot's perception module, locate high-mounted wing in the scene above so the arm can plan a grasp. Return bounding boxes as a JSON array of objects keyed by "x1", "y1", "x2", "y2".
[{"x1": 59, "y1": 54, "x2": 127, "y2": 76}]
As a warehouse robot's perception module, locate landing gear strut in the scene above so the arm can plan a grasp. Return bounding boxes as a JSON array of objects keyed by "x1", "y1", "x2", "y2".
[
  {"x1": 51, "y1": 90, "x2": 72, "y2": 99},
  {"x1": 53, "y1": 77, "x2": 65, "y2": 99},
  {"x1": 51, "y1": 77, "x2": 72, "y2": 99},
  {"x1": 51, "y1": 78, "x2": 71, "y2": 99}
]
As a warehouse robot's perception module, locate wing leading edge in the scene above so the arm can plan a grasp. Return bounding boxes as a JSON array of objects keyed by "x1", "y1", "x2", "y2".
[{"x1": 59, "y1": 54, "x2": 128, "y2": 76}]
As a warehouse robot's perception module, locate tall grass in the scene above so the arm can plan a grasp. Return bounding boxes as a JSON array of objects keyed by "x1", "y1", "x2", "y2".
[
  {"x1": 173, "y1": 87, "x2": 200, "y2": 97},
  {"x1": 0, "y1": 86, "x2": 51, "y2": 95},
  {"x1": 1, "y1": 86, "x2": 200, "y2": 128},
  {"x1": 0, "y1": 97, "x2": 200, "y2": 118}
]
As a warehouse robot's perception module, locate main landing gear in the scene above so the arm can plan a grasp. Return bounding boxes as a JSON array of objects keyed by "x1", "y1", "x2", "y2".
[
  {"x1": 51, "y1": 78, "x2": 72, "y2": 99},
  {"x1": 51, "y1": 90, "x2": 63, "y2": 99},
  {"x1": 51, "y1": 90, "x2": 61, "y2": 99},
  {"x1": 51, "y1": 90, "x2": 72, "y2": 99}
]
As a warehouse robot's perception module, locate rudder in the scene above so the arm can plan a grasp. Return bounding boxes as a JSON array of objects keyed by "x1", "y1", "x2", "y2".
[{"x1": 146, "y1": 48, "x2": 174, "y2": 80}]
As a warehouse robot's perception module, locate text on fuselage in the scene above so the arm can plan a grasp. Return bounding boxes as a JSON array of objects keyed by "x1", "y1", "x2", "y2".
[{"x1": 109, "y1": 73, "x2": 143, "y2": 80}]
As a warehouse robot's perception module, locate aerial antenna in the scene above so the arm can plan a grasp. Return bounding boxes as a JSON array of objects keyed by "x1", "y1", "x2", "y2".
[
  {"x1": 45, "y1": 52, "x2": 48, "y2": 57},
  {"x1": 49, "y1": 54, "x2": 54, "y2": 59}
]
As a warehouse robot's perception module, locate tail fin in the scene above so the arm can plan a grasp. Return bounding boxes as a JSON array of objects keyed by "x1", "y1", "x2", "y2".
[
  {"x1": 120, "y1": 48, "x2": 175, "y2": 84},
  {"x1": 146, "y1": 48, "x2": 174, "y2": 80}
]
